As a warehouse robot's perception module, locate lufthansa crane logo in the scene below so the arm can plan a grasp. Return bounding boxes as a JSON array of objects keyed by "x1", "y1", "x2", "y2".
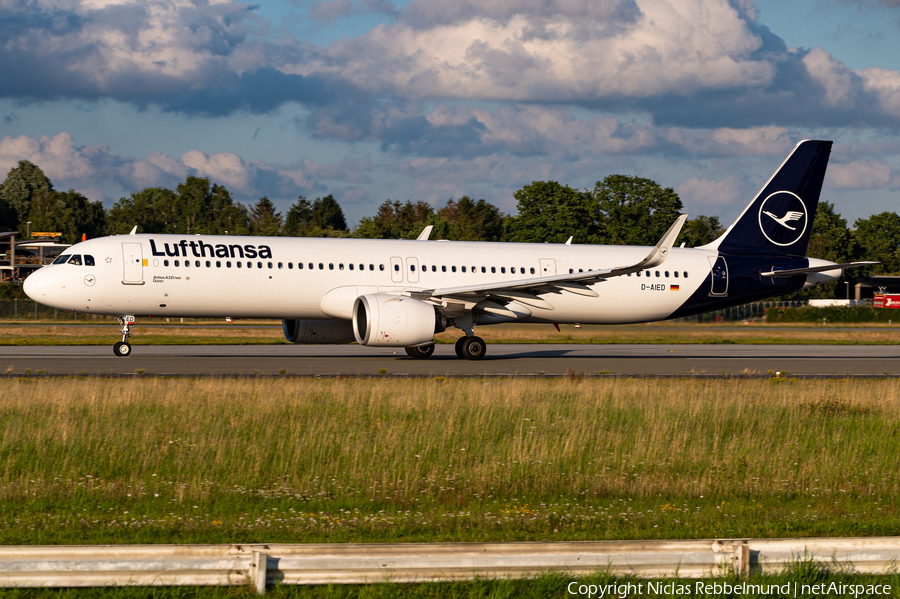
[{"x1": 758, "y1": 191, "x2": 807, "y2": 246}]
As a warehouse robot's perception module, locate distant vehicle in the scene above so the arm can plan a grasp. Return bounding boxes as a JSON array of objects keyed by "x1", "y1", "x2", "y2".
[{"x1": 23, "y1": 140, "x2": 874, "y2": 359}]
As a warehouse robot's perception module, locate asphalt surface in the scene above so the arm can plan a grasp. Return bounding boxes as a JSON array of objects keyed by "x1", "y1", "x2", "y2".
[{"x1": 2, "y1": 344, "x2": 899, "y2": 376}]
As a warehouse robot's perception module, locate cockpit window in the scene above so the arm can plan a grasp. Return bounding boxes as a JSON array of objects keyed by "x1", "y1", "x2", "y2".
[
  {"x1": 68, "y1": 255, "x2": 82, "y2": 266},
  {"x1": 84, "y1": 255, "x2": 95, "y2": 266},
  {"x1": 53, "y1": 254, "x2": 71, "y2": 265}
]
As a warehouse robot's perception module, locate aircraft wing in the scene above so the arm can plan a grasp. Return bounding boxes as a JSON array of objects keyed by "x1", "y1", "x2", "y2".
[{"x1": 409, "y1": 214, "x2": 687, "y2": 312}]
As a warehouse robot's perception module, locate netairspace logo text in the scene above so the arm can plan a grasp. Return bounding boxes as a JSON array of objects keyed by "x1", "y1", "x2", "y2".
[{"x1": 567, "y1": 581, "x2": 892, "y2": 598}]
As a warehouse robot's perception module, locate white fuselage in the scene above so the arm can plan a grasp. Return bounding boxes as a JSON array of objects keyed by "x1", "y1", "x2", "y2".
[{"x1": 23, "y1": 234, "x2": 715, "y2": 325}]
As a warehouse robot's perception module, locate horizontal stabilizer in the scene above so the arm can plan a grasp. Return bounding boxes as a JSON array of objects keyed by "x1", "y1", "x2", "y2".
[{"x1": 760, "y1": 261, "x2": 878, "y2": 278}]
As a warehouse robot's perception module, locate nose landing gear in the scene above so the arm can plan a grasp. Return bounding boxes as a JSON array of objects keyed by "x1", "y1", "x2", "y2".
[{"x1": 114, "y1": 315, "x2": 135, "y2": 357}]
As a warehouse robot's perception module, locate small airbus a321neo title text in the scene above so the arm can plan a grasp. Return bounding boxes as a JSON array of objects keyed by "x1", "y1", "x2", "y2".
[{"x1": 149, "y1": 239, "x2": 273, "y2": 259}]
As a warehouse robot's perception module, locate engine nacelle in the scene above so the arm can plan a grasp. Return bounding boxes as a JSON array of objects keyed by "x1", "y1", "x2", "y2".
[
  {"x1": 352, "y1": 294, "x2": 444, "y2": 346},
  {"x1": 282, "y1": 319, "x2": 356, "y2": 344}
]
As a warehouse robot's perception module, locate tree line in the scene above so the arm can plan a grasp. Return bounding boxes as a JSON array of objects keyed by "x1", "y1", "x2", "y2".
[{"x1": 1, "y1": 159, "x2": 898, "y2": 298}]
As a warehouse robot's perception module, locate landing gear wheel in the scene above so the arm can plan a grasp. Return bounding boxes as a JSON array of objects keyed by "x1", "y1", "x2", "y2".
[
  {"x1": 461, "y1": 336, "x2": 486, "y2": 360},
  {"x1": 405, "y1": 344, "x2": 435, "y2": 359},
  {"x1": 113, "y1": 341, "x2": 132, "y2": 357},
  {"x1": 454, "y1": 337, "x2": 467, "y2": 359}
]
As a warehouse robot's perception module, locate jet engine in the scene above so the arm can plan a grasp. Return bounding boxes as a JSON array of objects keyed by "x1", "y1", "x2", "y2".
[
  {"x1": 282, "y1": 319, "x2": 356, "y2": 344},
  {"x1": 352, "y1": 294, "x2": 445, "y2": 346}
]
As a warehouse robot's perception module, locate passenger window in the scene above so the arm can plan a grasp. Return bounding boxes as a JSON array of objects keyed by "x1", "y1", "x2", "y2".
[
  {"x1": 569, "y1": 268, "x2": 574, "y2": 274},
  {"x1": 175, "y1": 260, "x2": 180, "y2": 267},
  {"x1": 359, "y1": 264, "x2": 364, "y2": 270},
  {"x1": 53, "y1": 254, "x2": 71, "y2": 265},
  {"x1": 451, "y1": 266, "x2": 456, "y2": 272},
  {"x1": 410, "y1": 264, "x2": 415, "y2": 271},
  {"x1": 530, "y1": 267, "x2": 535, "y2": 274},
  {"x1": 442, "y1": 266, "x2": 447, "y2": 272},
  {"x1": 258, "y1": 262, "x2": 263, "y2": 269},
  {"x1": 339, "y1": 263, "x2": 344, "y2": 270},
  {"x1": 329, "y1": 263, "x2": 334, "y2": 270},
  {"x1": 379, "y1": 264, "x2": 384, "y2": 271},
  {"x1": 684, "y1": 271, "x2": 689, "y2": 278},
  {"x1": 394, "y1": 264, "x2": 400, "y2": 272},
  {"x1": 432, "y1": 265, "x2": 437, "y2": 272},
  {"x1": 461, "y1": 266, "x2": 466, "y2": 273},
  {"x1": 216, "y1": 261, "x2": 221, "y2": 268},
  {"x1": 501, "y1": 267, "x2": 506, "y2": 274},
  {"x1": 309, "y1": 263, "x2": 314, "y2": 270},
  {"x1": 579, "y1": 268, "x2": 583, "y2": 273},
  {"x1": 288, "y1": 263, "x2": 293, "y2": 269},
  {"x1": 627, "y1": 273, "x2": 631, "y2": 277},
  {"x1": 227, "y1": 261, "x2": 232, "y2": 268},
  {"x1": 665, "y1": 271, "x2": 669, "y2": 277},
  {"x1": 349, "y1": 264, "x2": 354, "y2": 270},
  {"x1": 269, "y1": 262, "x2": 274, "y2": 269},
  {"x1": 278, "y1": 262, "x2": 282, "y2": 269},
  {"x1": 673, "y1": 271, "x2": 678, "y2": 278},
  {"x1": 196, "y1": 260, "x2": 201, "y2": 267},
  {"x1": 482, "y1": 266, "x2": 486, "y2": 273},
  {"x1": 164, "y1": 260, "x2": 169, "y2": 267},
  {"x1": 655, "y1": 270, "x2": 660, "y2": 277},
  {"x1": 319, "y1": 263, "x2": 324, "y2": 270},
  {"x1": 246, "y1": 262, "x2": 251, "y2": 269},
  {"x1": 237, "y1": 262, "x2": 242, "y2": 268},
  {"x1": 84, "y1": 255, "x2": 95, "y2": 266},
  {"x1": 491, "y1": 267, "x2": 496, "y2": 273}
]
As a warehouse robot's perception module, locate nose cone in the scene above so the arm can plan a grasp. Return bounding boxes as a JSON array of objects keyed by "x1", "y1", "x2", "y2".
[{"x1": 23, "y1": 267, "x2": 55, "y2": 305}]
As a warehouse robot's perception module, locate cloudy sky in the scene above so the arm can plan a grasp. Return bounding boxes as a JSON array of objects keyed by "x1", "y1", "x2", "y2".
[{"x1": 1, "y1": 0, "x2": 899, "y2": 228}]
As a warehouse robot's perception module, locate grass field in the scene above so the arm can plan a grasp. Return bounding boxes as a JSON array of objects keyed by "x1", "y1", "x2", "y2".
[
  {"x1": 2, "y1": 377, "x2": 899, "y2": 547},
  {"x1": 2, "y1": 320, "x2": 900, "y2": 346}
]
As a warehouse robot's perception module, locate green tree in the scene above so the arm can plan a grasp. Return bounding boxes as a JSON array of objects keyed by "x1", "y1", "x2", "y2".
[
  {"x1": 356, "y1": 200, "x2": 435, "y2": 239},
  {"x1": 283, "y1": 197, "x2": 313, "y2": 236},
  {"x1": 503, "y1": 181, "x2": 599, "y2": 244},
  {"x1": 0, "y1": 160, "x2": 53, "y2": 234},
  {"x1": 311, "y1": 194, "x2": 348, "y2": 232},
  {"x1": 678, "y1": 215, "x2": 723, "y2": 248},
  {"x1": 26, "y1": 189, "x2": 106, "y2": 244},
  {"x1": 283, "y1": 195, "x2": 350, "y2": 237},
  {"x1": 854, "y1": 212, "x2": 900, "y2": 275},
  {"x1": 249, "y1": 197, "x2": 282, "y2": 236},
  {"x1": 107, "y1": 187, "x2": 178, "y2": 234},
  {"x1": 594, "y1": 175, "x2": 683, "y2": 246},
  {"x1": 439, "y1": 196, "x2": 504, "y2": 241}
]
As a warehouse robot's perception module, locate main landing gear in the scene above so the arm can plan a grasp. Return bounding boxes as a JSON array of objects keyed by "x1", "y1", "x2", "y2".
[
  {"x1": 113, "y1": 315, "x2": 135, "y2": 357},
  {"x1": 455, "y1": 336, "x2": 486, "y2": 360},
  {"x1": 405, "y1": 344, "x2": 435, "y2": 359}
]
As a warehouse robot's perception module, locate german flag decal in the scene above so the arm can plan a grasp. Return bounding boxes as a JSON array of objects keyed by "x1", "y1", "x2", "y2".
[{"x1": 670, "y1": 285, "x2": 680, "y2": 291}]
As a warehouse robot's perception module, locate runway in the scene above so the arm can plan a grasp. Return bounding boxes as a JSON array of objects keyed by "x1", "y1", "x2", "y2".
[{"x1": 1, "y1": 343, "x2": 899, "y2": 376}]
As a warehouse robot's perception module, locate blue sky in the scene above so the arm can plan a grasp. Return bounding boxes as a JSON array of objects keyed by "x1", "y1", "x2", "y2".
[{"x1": 1, "y1": 0, "x2": 899, "y2": 228}]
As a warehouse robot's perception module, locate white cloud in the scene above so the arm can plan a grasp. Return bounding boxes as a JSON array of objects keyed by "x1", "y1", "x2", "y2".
[
  {"x1": 296, "y1": 0, "x2": 773, "y2": 101},
  {"x1": 826, "y1": 160, "x2": 893, "y2": 189},
  {"x1": 676, "y1": 176, "x2": 741, "y2": 209},
  {"x1": 802, "y1": 47, "x2": 862, "y2": 108},
  {"x1": 0, "y1": 132, "x2": 370, "y2": 205}
]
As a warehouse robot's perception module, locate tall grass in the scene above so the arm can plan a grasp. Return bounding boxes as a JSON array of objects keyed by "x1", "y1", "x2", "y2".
[{"x1": 1, "y1": 378, "x2": 899, "y2": 544}]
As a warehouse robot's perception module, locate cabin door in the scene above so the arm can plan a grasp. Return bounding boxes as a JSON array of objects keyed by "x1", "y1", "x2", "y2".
[{"x1": 122, "y1": 243, "x2": 144, "y2": 284}]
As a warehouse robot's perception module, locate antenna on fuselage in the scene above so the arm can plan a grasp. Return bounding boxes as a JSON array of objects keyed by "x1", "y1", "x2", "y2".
[{"x1": 129, "y1": 226, "x2": 137, "y2": 235}]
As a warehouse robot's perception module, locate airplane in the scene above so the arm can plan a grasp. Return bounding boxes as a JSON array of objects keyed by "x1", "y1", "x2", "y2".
[{"x1": 22, "y1": 140, "x2": 875, "y2": 360}]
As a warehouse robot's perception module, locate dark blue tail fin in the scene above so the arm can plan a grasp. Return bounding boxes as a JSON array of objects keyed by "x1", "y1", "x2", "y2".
[{"x1": 711, "y1": 140, "x2": 832, "y2": 257}]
